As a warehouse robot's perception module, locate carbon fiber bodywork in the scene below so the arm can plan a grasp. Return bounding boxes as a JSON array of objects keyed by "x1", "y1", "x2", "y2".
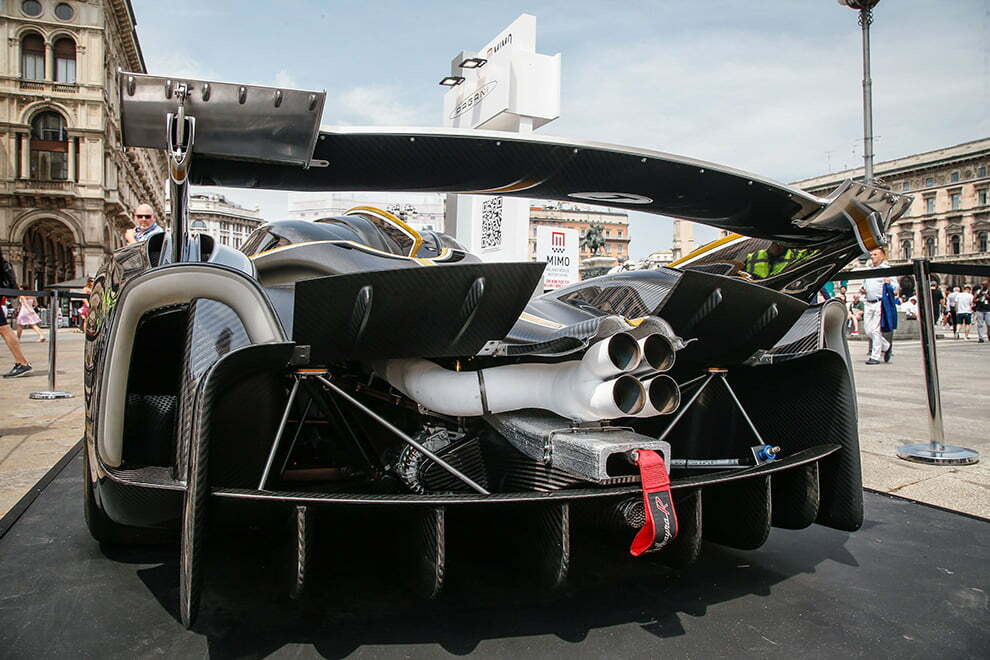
[
  {"x1": 190, "y1": 127, "x2": 909, "y2": 246},
  {"x1": 86, "y1": 76, "x2": 889, "y2": 625},
  {"x1": 293, "y1": 262, "x2": 546, "y2": 361},
  {"x1": 83, "y1": 230, "x2": 864, "y2": 628}
]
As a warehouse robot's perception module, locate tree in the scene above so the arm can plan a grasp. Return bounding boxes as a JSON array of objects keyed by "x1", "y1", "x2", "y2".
[{"x1": 581, "y1": 222, "x2": 606, "y2": 256}]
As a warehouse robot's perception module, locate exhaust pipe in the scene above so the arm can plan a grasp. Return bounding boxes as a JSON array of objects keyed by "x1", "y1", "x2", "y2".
[
  {"x1": 377, "y1": 334, "x2": 646, "y2": 422},
  {"x1": 631, "y1": 374, "x2": 681, "y2": 417},
  {"x1": 582, "y1": 332, "x2": 642, "y2": 379},
  {"x1": 636, "y1": 333, "x2": 676, "y2": 373}
]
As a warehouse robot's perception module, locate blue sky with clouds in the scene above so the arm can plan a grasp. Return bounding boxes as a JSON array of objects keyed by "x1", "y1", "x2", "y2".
[{"x1": 131, "y1": 0, "x2": 990, "y2": 257}]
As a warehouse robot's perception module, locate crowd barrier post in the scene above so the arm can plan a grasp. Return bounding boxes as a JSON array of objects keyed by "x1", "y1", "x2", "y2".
[
  {"x1": 29, "y1": 288, "x2": 74, "y2": 400},
  {"x1": 895, "y1": 258, "x2": 978, "y2": 465}
]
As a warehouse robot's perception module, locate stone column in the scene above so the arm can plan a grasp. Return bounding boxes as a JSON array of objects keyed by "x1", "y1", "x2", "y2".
[
  {"x1": 45, "y1": 42, "x2": 54, "y2": 82},
  {"x1": 67, "y1": 136, "x2": 76, "y2": 181},
  {"x1": 19, "y1": 133, "x2": 31, "y2": 179},
  {"x1": 77, "y1": 138, "x2": 87, "y2": 183}
]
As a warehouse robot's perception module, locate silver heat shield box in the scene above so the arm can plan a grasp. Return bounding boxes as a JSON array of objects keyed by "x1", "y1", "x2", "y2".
[
  {"x1": 118, "y1": 71, "x2": 326, "y2": 167},
  {"x1": 487, "y1": 412, "x2": 671, "y2": 484}
]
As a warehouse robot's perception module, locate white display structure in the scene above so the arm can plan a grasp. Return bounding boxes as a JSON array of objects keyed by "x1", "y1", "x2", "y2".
[
  {"x1": 442, "y1": 14, "x2": 561, "y2": 263},
  {"x1": 535, "y1": 225, "x2": 579, "y2": 290}
]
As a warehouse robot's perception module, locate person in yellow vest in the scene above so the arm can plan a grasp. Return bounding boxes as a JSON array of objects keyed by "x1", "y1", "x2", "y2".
[{"x1": 743, "y1": 242, "x2": 811, "y2": 279}]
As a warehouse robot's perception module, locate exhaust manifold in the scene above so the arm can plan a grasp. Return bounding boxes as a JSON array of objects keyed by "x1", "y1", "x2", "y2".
[{"x1": 378, "y1": 332, "x2": 680, "y2": 422}]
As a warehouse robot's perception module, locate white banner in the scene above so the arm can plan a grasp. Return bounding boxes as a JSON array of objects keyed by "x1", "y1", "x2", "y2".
[
  {"x1": 536, "y1": 225, "x2": 579, "y2": 289},
  {"x1": 442, "y1": 13, "x2": 560, "y2": 132}
]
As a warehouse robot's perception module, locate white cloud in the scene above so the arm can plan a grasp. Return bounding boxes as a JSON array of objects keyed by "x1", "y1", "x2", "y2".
[
  {"x1": 143, "y1": 53, "x2": 218, "y2": 81},
  {"x1": 334, "y1": 85, "x2": 434, "y2": 126},
  {"x1": 552, "y1": 15, "x2": 986, "y2": 185},
  {"x1": 273, "y1": 69, "x2": 297, "y2": 89}
]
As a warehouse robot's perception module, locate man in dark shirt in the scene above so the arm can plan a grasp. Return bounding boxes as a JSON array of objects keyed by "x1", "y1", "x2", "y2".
[
  {"x1": 930, "y1": 282, "x2": 944, "y2": 323},
  {"x1": 974, "y1": 285, "x2": 990, "y2": 343}
]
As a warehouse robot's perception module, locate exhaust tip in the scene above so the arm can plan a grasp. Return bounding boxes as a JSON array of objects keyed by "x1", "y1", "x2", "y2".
[
  {"x1": 607, "y1": 332, "x2": 642, "y2": 373},
  {"x1": 646, "y1": 375, "x2": 681, "y2": 415},
  {"x1": 640, "y1": 333, "x2": 676, "y2": 372},
  {"x1": 613, "y1": 374, "x2": 646, "y2": 415}
]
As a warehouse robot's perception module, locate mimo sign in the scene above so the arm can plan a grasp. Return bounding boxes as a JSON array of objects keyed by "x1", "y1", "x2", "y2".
[{"x1": 536, "y1": 225, "x2": 578, "y2": 289}]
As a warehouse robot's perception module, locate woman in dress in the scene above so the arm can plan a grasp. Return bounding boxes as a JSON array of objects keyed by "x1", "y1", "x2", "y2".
[
  {"x1": 16, "y1": 286, "x2": 45, "y2": 342},
  {"x1": 80, "y1": 277, "x2": 93, "y2": 333}
]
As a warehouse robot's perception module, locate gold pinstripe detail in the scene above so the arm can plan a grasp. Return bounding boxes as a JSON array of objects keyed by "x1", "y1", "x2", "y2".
[
  {"x1": 518, "y1": 311, "x2": 566, "y2": 329},
  {"x1": 846, "y1": 205, "x2": 880, "y2": 251},
  {"x1": 670, "y1": 233, "x2": 745, "y2": 267},
  {"x1": 250, "y1": 240, "x2": 454, "y2": 266},
  {"x1": 467, "y1": 177, "x2": 546, "y2": 194},
  {"x1": 345, "y1": 205, "x2": 424, "y2": 257}
]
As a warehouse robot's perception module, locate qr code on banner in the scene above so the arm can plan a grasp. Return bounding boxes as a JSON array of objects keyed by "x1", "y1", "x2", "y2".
[{"x1": 481, "y1": 197, "x2": 503, "y2": 251}]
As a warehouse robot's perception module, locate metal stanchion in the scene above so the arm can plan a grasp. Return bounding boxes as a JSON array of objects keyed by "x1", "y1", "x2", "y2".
[
  {"x1": 896, "y1": 259, "x2": 977, "y2": 465},
  {"x1": 29, "y1": 289, "x2": 73, "y2": 400}
]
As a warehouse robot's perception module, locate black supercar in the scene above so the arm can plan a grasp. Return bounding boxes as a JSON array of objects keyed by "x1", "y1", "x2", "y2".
[{"x1": 83, "y1": 72, "x2": 912, "y2": 627}]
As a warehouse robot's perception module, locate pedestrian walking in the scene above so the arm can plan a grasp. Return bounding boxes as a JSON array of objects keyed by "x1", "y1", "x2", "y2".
[
  {"x1": 862, "y1": 247, "x2": 898, "y2": 365},
  {"x1": 80, "y1": 277, "x2": 93, "y2": 333},
  {"x1": 973, "y1": 285, "x2": 990, "y2": 343},
  {"x1": 930, "y1": 282, "x2": 945, "y2": 327},
  {"x1": 955, "y1": 285, "x2": 974, "y2": 340},
  {"x1": 0, "y1": 250, "x2": 32, "y2": 378},
  {"x1": 15, "y1": 287, "x2": 45, "y2": 342},
  {"x1": 948, "y1": 286, "x2": 961, "y2": 337}
]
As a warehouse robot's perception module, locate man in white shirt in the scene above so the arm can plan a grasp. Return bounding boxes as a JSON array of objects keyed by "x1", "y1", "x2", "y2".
[
  {"x1": 901, "y1": 296, "x2": 918, "y2": 319},
  {"x1": 955, "y1": 285, "x2": 974, "y2": 340},
  {"x1": 862, "y1": 247, "x2": 899, "y2": 365}
]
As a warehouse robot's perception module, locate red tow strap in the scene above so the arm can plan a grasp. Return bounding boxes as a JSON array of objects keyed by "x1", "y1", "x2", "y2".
[{"x1": 630, "y1": 450, "x2": 678, "y2": 556}]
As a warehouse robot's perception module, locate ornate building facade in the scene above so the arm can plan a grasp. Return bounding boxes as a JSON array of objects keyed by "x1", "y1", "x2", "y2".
[
  {"x1": 188, "y1": 193, "x2": 262, "y2": 251},
  {"x1": 527, "y1": 203, "x2": 630, "y2": 267},
  {"x1": 793, "y1": 138, "x2": 990, "y2": 281},
  {"x1": 1, "y1": 0, "x2": 166, "y2": 287}
]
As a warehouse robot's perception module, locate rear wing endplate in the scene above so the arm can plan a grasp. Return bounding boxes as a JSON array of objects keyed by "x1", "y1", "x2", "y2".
[{"x1": 118, "y1": 71, "x2": 326, "y2": 167}]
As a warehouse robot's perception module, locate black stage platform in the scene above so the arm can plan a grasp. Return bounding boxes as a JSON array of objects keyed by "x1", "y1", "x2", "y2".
[{"x1": 1, "y1": 447, "x2": 987, "y2": 659}]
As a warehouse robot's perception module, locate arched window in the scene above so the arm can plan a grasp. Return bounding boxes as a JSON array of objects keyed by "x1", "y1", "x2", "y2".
[
  {"x1": 925, "y1": 237, "x2": 937, "y2": 257},
  {"x1": 901, "y1": 240, "x2": 912, "y2": 260},
  {"x1": 54, "y1": 38, "x2": 76, "y2": 83},
  {"x1": 30, "y1": 112, "x2": 69, "y2": 180},
  {"x1": 21, "y1": 33, "x2": 45, "y2": 80},
  {"x1": 950, "y1": 234, "x2": 961, "y2": 255}
]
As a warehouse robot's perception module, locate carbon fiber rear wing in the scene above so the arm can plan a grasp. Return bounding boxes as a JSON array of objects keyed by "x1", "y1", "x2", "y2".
[{"x1": 119, "y1": 71, "x2": 326, "y2": 167}]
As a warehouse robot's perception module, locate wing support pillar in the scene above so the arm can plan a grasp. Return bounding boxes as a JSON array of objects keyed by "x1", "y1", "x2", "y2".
[
  {"x1": 165, "y1": 82, "x2": 194, "y2": 264},
  {"x1": 661, "y1": 368, "x2": 773, "y2": 455}
]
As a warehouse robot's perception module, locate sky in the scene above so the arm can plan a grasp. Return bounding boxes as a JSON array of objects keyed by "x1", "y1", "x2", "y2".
[{"x1": 131, "y1": 0, "x2": 990, "y2": 259}]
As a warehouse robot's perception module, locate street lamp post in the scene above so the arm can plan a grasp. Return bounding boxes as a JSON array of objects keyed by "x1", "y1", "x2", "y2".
[{"x1": 838, "y1": 0, "x2": 880, "y2": 185}]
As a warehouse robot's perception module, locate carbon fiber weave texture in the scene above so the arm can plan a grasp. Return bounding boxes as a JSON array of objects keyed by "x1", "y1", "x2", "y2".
[
  {"x1": 176, "y1": 300, "x2": 251, "y2": 478},
  {"x1": 702, "y1": 475, "x2": 772, "y2": 550},
  {"x1": 771, "y1": 462, "x2": 821, "y2": 530},
  {"x1": 764, "y1": 305, "x2": 822, "y2": 358},
  {"x1": 727, "y1": 349, "x2": 863, "y2": 531},
  {"x1": 180, "y1": 342, "x2": 296, "y2": 628}
]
